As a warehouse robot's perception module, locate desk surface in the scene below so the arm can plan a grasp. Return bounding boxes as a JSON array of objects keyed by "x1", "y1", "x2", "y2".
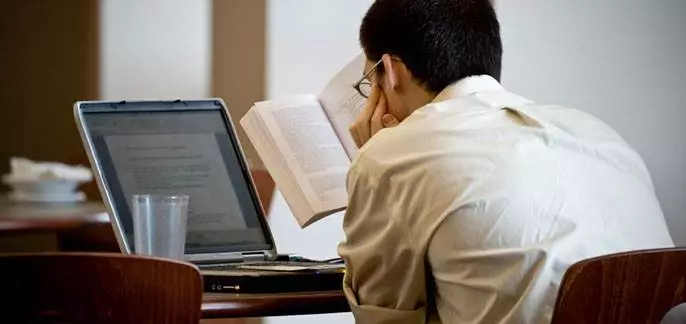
[
  {"x1": 0, "y1": 198, "x2": 108, "y2": 232},
  {"x1": 0, "y1": 198, "x2": 118, "y2": 252},
  {"x1": 202, "y1": 290, "x2": 349, "y2": 318}
]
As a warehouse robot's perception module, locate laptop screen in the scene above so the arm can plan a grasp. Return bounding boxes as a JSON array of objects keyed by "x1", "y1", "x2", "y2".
[{"x1": 81, "y1": 105, "x2": 271, "y2": 255}]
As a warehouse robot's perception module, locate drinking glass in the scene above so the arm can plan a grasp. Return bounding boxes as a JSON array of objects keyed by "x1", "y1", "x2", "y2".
[{"x1": 131, "y1": 194, "x2": 189, "y2": 260}]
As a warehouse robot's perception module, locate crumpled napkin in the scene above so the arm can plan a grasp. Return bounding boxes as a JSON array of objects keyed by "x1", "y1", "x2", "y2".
[{"x1": 4, "y1": 157, "x2": 93, "y2": 182}]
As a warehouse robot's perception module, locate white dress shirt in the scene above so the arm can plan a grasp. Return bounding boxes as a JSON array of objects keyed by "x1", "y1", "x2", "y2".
[{"x1": 338, "y1": 75, "x2": 674, "y2": 323}]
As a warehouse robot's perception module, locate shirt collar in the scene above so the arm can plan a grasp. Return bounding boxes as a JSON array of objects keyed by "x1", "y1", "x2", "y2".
[{"x1": 431, "y1": 75, "x2": 505, "y2": 103}]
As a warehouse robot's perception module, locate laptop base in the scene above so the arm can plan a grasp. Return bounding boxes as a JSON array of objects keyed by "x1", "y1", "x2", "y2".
[{"x1": 203, "y1": 269, "x2": 344, "y2": 294}]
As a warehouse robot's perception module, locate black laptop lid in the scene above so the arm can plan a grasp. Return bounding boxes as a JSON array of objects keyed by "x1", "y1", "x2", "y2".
[{"x1": 74, "y1": 99, "x2": 276, "y2": 258}]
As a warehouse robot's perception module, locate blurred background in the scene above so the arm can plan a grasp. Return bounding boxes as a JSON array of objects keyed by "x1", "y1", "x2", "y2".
[{"x1": 1, "y1": 0, "x2": 684, "y2": 323}]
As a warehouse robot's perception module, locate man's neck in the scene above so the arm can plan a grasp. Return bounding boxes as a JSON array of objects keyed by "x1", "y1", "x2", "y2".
[{"x1": 400, "y1": 86, "x2": 437, "y2": 121}]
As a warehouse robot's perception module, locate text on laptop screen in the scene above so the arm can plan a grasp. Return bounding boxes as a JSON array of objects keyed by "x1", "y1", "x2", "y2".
[{"x1": 83, "y1": 109, "x2": 269, "y2": 254}]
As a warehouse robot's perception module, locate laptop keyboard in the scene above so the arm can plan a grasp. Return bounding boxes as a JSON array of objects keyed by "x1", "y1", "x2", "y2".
[
  {"x1": 203, "y1": 261, "x2": 314, "y2": 270},
  {"x1": 202, "y1": 261, "x2": 344, "y2": 272}
]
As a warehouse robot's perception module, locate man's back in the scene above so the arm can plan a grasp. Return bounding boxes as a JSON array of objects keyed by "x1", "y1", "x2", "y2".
[{"x1": 339, "y1": 75, "x2": 674, "y2": 323}]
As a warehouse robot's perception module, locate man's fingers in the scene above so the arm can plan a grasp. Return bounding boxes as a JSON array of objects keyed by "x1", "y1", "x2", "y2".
[
  {"x1": 382, "y1": 114, "x2": 399, "y2": 127},
  {"x1": 375, "y1": 91, "x2": 387, "y2": 115},
  {"x1": 349, "y1": 126, "x2": 363, "y2": 148},
  {"x1": 360, "y1": 83, "x2": 380, "y2": 120},
  {"x1": 351, "y1": 118, "x2": 370, "y2": 147},
  {"x1": 370, "y1": 93, "x2": 387, "y2": 135},
  {"x1": 350, "y1": 84, "x2": 394, "y2": 149}
]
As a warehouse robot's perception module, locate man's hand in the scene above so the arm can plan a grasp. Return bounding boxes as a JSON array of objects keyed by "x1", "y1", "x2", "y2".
[{"x1": 349, "y1": 84, "x2": 399, "y2": 148}]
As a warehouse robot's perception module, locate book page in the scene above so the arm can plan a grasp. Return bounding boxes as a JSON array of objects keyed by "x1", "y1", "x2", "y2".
[
  {"x1": 254, "y1": 95, "x2": 350, "y2": 217},
  {"x1": 318, "y1": 53, "x2": 368, "y2": 159},
  {"x1": 241, "y1": 108, "x2": 314, "y2": 225}
]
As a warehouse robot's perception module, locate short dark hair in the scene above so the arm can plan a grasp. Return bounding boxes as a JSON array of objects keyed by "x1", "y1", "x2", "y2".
[{"x1": 360, "y1": 0, "x2": 502, "y2": 93}]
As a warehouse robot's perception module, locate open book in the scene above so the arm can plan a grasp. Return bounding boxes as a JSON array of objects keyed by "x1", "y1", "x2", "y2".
[{"x1": 240, "y1": 54, "x2": 366, "y2": 228}]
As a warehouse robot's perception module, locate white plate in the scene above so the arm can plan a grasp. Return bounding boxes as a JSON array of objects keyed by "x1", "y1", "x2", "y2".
[
  {"x1": 2, "y1": 176, "x2": 84, "y2": 194},
  {"x1": 8, "y1": 191, "x2": 86, "y2": 204}
]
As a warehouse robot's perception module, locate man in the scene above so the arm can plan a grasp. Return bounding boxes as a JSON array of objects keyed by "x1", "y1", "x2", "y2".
[{"x1": 339, "y1": 0, "x2": 674, "y2": 323}]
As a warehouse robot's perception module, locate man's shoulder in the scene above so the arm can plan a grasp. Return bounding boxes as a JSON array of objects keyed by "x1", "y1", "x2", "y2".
[
  {"x1": 348, "y1": 117, "x2": 497, "y2": 190},
  {"x1": 515, "y1": 103, "x2": 627, "y2": 141},
  {"x1": 350, "y1": 92, "x2": 641, "y2": 183},
  {"x1": 349, "y1": 121, "x2": 444, "y2": 178}
]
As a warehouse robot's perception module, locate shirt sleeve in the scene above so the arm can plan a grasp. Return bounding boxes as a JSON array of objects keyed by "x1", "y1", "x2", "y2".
[{"x1": 337, "y1": 162, "x2": 429, "y2": 324}]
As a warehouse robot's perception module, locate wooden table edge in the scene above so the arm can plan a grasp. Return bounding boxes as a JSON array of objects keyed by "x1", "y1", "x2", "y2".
[
  {"x1": 201, "y1": 290, "x2": 350, "y2": 318},
  {"x1": 0, "y1": 212, "x2": 110, "y2": 234}
]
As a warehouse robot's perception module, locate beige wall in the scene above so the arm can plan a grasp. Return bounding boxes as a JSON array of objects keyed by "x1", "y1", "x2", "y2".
[{"x1": 212, "y1": 0, "x2": 267, "y2": 171}]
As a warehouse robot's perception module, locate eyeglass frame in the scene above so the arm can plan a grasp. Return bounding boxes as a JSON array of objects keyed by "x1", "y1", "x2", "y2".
[{"x1": 352, "y1": 59, "x2": 383, "y2": 99}]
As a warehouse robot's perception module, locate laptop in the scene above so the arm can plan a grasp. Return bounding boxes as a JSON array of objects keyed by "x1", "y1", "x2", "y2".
[{"x1": 73, "y1": 99, "x2": 344, "y2": 293}]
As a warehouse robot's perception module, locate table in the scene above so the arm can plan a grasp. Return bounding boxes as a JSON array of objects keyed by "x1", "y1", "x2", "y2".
[
  {"x1": 0, "y1": 198, "x2": 118, "y2": 252},
  {"x1": 0, "y1": 199, "x2": 108, "y2": 228},
  {"x1": 202, "y1": 291, "x2": 349, "y2": 318},
  {"x1": 0, "y1": 198, "x2": 351, "y2": 319}
]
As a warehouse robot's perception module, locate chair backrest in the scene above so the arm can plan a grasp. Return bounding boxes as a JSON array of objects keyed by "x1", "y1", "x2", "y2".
[
  {"x1": 0, "y1": 252, "x2": 203, "y2": 324},
  {"x1": 551, "y1": 248, "x2": 686, "y2": 324}
]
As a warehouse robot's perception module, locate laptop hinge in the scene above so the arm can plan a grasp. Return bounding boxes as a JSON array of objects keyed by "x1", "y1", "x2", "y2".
[{"x1": 241, "y1": 252, "x2": 266, "y2": 262}]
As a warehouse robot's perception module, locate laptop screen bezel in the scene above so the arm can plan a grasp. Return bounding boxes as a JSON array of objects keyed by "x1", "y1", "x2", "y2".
[{"x1": 73, "y1": 99, "x2": 278, "y2": 262}]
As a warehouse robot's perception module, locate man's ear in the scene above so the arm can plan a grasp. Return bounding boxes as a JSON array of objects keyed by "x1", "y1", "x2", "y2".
[
  {"x1": 381, "y1": 54, "x2": 398, "y2": 90},
  {"x1": 381, "y1": 54, "x2": 412, "y2": 91}
]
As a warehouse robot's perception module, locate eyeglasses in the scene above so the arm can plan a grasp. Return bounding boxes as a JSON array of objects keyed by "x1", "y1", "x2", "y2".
[{"x1": 352, "y1": 59, "x2": 383, "y2": 99}]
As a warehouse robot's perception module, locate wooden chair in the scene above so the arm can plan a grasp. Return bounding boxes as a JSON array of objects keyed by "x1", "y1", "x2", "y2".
[
  {"x1": 0, "y1": 252, "x2": 203, "y2": 323},
  {"x1": 551, "y1": 248, "x2": 686, "y2": 324}
]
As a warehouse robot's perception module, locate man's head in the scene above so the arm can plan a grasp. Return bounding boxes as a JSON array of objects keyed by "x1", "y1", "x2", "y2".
[{"x1": 359, "y1": 0, "x2": 502, "y2": 120}]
